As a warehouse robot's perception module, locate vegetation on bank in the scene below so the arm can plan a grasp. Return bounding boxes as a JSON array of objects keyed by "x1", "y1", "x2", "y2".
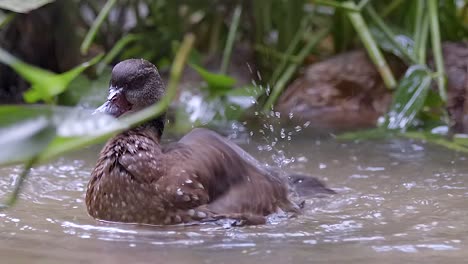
[{"x1": 0, "y1": 0, "x2": 467, "y2": 207}]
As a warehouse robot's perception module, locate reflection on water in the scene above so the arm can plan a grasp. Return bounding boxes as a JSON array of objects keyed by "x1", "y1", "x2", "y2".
[{"x1": 1, "y1": 135, "x2": 468, "y2": 263}]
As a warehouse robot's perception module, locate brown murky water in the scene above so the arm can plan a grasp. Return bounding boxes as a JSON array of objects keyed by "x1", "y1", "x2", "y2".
[{"x1": 1, "y1": 133, "x2": 468, "y2": 264}]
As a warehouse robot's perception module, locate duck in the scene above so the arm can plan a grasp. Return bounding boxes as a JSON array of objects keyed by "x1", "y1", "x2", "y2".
[{"x1": 86, "y1": 59, "x2": 334, "y2": 225}]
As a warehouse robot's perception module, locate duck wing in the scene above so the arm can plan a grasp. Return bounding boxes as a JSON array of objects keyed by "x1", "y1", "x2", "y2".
[{"x1": 158, "y1": 128, "x2": 297, "y2": 224}]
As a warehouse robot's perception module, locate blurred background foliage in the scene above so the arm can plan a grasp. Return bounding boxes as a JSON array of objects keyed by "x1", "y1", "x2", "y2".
[{"x1": 0, "y1": 0, "x2": 467, "y2": 167}]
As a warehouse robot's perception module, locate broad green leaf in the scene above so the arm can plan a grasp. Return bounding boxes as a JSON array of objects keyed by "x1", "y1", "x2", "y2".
[
  {"x1": 55, "y1": 110, "x2": 121, "y2": 138},
  {"x1": 190, "y1": 63, "x2": 235, "y2": 95},
  {"x1": 416, "y1": 89, "x2": 446, "y2": 129},
  {"x1": 0, "y1": 105, "x2": 122, "y2": 165},
  {"x1": 424, "y1": 89, "x2": 444, "y2": 108},
  {"x1": 384, "y1": 65, "x2": 432, "y2": 131},
  {"x1": 60, "y1": 68, "x2": 111, "y2": 106},
  {"x1": 369, "y1": 26, "x2": 415, "y2": 63},
  {"x1": 39, "y1": 128, "x2": 121, "y2": 163},
  {"x1": 0, "y1": 115, "x2": 55, "y2": 165},
  {"x1": 0, "y1": 47, "x2": 102, "y2": 103},
  {"x1": 0, "y1": 0, "x2": 53, "y2": 13},
  {"x1": 23, "y1": 54, "x2": 104, "y2": 103},
  {"x1": 0, "y1": 105, "x2": 53, "y2": 125}
]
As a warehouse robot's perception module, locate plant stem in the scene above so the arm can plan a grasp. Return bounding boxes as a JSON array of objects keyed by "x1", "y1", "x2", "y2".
[
  {"x1": 80, "y1": 0, "x2": 117, "y2": 55},
  {"x1": 0, "y1": 157, "x2": 36, "y2": 210},
  {"x1": 97, "y1": 34, "x2": 141, "y2": 74},
  {"x1": 366, "y1": 5, "x2": 417, "y2": 64},
  {"x1": 344, "y1": 1, "x2": 396, "y2": 89},
  {"x1": 270, "y1": 16, "x2": 310, "y2": 84},
  {"x1": 220, "y1": 5, "x2": 242, "y2": 74},
  {"x1": 413, "y1": 0, "x2": 424, "y2": 42},
  {"x1": 357, "y1": 0, "x2": 371, "y2": 10},
  {"x1": 254, "y1": 45, "x2": 301, "y2": 64},
  {"x1": 311, "y1": 0, "x2": 360, "y2": 12},
  {"x1": 208, "y1": 14, "x2": 223, "y2": 56},
  {"x1": 263, "y1": 28, "x2": 330, "y2": 111},
  {"x1": 381, "y1": 0, "x2": 404, "y2": 18},
  {"x1": 416, "y1": 14, "x2": 429, "y2": 65},
  {"x1": 428, "y1": 0, "x2": 447, "y2": 102},
  {"x1": 413, "y1": 0, "x2": 425, "y2": 64}
]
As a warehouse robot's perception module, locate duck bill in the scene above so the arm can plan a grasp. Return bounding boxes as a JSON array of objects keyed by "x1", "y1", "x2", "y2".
[{"x1": 93, "y1": 86, "x2": 132, "y2": 118}]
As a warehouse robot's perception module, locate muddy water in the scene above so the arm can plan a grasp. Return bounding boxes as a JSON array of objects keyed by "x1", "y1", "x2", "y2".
[{"x1": 1, "y1": 134, "x2": 468, "y2": 264}]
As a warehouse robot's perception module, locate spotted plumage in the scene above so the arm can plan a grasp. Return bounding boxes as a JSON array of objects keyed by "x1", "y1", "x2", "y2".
[{"x1": 86, "y1": 59, "x2": 332, "y2": 226}]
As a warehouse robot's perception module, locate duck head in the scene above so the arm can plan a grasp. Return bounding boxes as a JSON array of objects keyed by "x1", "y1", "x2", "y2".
[{"x1": 95, "y1": 59, "x2": 165, "y2": 118}]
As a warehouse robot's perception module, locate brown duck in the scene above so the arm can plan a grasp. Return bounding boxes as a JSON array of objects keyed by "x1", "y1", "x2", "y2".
[{"x1": 86, "y1": 59, "x2": 333, "y2": 225}]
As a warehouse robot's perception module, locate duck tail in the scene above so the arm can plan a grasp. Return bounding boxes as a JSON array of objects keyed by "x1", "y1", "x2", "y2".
[{"x1": 287, "y1": 173, "x2": 336, "y2": 197}]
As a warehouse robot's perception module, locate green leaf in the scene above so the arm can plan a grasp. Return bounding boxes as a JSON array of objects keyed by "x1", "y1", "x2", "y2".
[
  {"x1": 0, "y1": 112, "x2": 55, "y2": 165},
  {"x1": 0, "y1": 0, "x2": 53, "y2": 13},
  {"x1": 24, "y1": 54, "x2": 103, "y2": 103},
  {"x1": 189, "y1": 63, "x2": 236, "y2": 95},
  {"x1": 369, "y1": 26, "x2": 415, "y2": 63},
  {"x1": 384, "y1": 65, "x2": 432, "y2": 130},
  {"x1": 0, "y1": 104, "x2": 124, "y2": 165},
  {"x1": 0, "y1": 105, "x2": 53, "y2": 125},
  {"x1": 60, "y1": 67, "x2": 111, "y2": 106},
  {"x1": 423, "y1": 88, "x2": 444, "y2": 108},
  {"x1": 0, "y1": 47, "x2": 103, "y2": 103}
]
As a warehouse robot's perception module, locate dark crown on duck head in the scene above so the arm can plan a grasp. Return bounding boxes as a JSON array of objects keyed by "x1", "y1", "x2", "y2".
[{"x1": 95, "y1": 59, "x2": 167, "y2": 138}]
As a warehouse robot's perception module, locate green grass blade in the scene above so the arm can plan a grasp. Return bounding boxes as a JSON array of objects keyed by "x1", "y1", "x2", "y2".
[
  {"x1": 428, "y1": 0, "x2": 447, "y2": 102},
  {"x1": 80, "y1": 0, "x2": 117, "y2": 55},
  {"x1": 220, "y1": 5, "x2": 242, "y2": 74},
  {"x1": 343, "y1": 1, "x2": 396, "y2": 89},
  {"x1": 97, "y1": 34, "x2": 141, "y2": 74},
  {"x1": 263, "y1": 27, "x2": 330, "y2": 111},
  {"x1": 366, "y1": 5, "x2": 417, "y2": 64}
]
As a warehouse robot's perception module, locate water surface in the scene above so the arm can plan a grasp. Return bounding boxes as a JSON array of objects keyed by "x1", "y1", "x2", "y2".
[{"x1": 1, "y1": 134, "x2": 468, "y2": 264}]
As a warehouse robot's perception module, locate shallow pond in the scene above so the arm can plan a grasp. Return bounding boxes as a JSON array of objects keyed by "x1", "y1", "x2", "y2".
[{"x1": 1, "y1": 131, "x2": 468, "y2": 263}]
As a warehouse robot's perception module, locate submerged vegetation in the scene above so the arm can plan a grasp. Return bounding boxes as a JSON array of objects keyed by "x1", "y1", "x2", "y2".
[{"x1": 0, "y1": 0, "x2": 467, "y2": 206}]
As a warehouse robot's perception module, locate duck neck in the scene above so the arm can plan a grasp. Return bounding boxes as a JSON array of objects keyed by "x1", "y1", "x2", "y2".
[{"x1": 142, "y1": 112, "x2": 166, "y2": 142}]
